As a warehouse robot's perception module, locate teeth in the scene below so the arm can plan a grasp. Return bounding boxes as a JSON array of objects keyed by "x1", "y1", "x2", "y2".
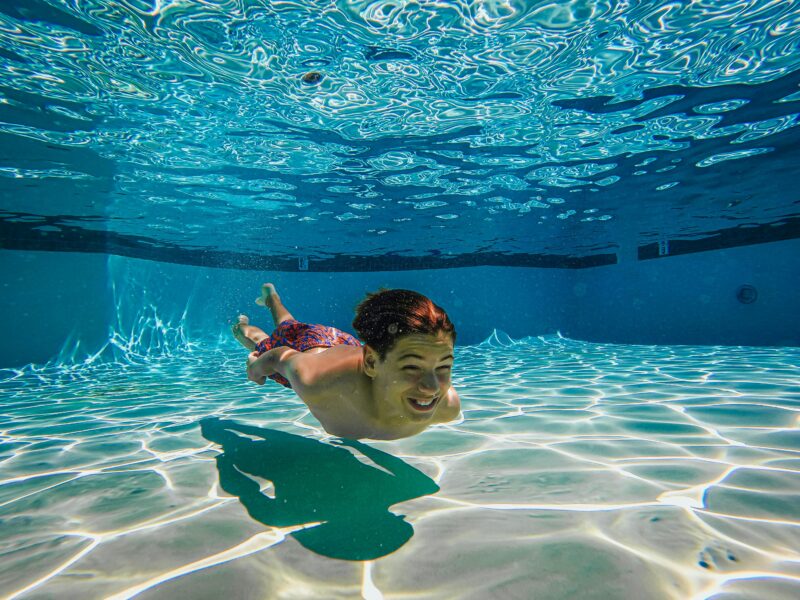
[{"x1": 412, "y1": 397, "x2": 434, "y2": 406}]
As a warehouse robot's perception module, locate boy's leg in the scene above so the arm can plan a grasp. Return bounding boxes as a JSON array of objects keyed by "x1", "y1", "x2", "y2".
[
  {"x1": 259, "y1": 283, "x2": 296, "y2": 327},
  {"x1": 232, "y1": 315, "x2": 268, "y2": 351}
]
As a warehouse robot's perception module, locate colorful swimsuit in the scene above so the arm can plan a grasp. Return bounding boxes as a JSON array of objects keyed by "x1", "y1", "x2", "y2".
[{"x1": 254, "y1": 319, "x2": 361, "y2": 388}]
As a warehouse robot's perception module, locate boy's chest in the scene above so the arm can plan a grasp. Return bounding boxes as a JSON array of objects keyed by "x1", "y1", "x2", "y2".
[
  {"x1": 304, "y1": 398, "x2": 392, "y2": 440},
  {"x1": 297, "y1": 369, "x2": 374, "y2": 438},
  {"x1": 310, "y1": 406, "x2": 427, "y2": 440},
  {"x1": 300, "y1": 376, "x2": 428, "y2": 440}
]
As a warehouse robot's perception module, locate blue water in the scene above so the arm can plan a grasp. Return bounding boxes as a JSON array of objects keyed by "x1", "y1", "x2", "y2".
[
  {"x1": 0, "y1": 1, "x2": 798, "y2": 265},
  {"x1": 2, "y1": 2, "x2": 800, "y2": 599},
  {"x1": 2, "y1": 335, "x2": 800, "y2": 597}
]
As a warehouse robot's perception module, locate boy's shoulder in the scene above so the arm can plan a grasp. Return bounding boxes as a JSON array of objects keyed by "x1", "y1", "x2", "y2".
[
  {"x1": 285, "y1": 346, "x2": 376, "y2": 439},
  {"x1": 434, "y1": 386, "x2": 461, "y2": 424},
  {"x1": 287, "y1": 345, "x2": 364, "y2": 393}
]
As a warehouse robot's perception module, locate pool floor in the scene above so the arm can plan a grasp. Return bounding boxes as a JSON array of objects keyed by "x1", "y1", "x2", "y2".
[{"x1": 1, "y1": 336, "x2": 799, "y2": 599}]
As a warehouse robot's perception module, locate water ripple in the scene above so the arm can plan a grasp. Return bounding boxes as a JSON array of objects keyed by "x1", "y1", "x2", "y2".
[
  {"x1": 1, "y1": 335, "x2": 799, "y2": 596},
  {"x1": 0, "y1": 0, "x2": 799, "y2": 258}
]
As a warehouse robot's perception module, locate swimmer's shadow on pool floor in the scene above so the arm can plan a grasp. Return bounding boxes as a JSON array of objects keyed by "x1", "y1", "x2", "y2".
[{"x1": 199, "y1": 417, "x2": 439, "y2": 561}]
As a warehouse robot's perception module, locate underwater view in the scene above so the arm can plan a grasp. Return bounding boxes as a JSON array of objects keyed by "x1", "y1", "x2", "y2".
[
  {"x1": 1, "y1": 1, "x2": 799, "y2": 599},
  {"x1": 3, "y1": 335, "x2": 800, "y2": 598}
]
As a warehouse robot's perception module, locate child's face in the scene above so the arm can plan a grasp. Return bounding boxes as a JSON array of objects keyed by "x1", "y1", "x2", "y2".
[{"x1": 368, "y1": 332, "x2": 455, "y2": 422}]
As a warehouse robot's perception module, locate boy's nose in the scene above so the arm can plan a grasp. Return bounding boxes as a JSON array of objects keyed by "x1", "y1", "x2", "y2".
[{"x1": 418, "y1": 371, "x2": 438, "y2": 393}]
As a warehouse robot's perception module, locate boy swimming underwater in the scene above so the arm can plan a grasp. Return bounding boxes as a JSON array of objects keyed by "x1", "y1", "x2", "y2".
[{"x1": 232, "y1": 284, "x2": 461, "y2": 441}]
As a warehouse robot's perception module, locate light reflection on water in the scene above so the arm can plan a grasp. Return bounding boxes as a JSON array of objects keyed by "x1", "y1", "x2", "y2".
[{"x1": 0, "y1": 1, "x2": 799, "y2": 260}]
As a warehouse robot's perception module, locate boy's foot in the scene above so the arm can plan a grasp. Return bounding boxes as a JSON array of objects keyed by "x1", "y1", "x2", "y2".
[
  {"x1": 255, "y1": 283, "x2": 278, "y2": 307},
  {"x1": 231, "y1": 314, "x2": 256, "y2": 351}
]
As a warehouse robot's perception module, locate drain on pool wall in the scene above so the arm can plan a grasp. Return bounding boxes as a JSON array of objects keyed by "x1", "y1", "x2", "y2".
[{"x1": 736, "y1": 285, "x2": 758, "y2": 304}]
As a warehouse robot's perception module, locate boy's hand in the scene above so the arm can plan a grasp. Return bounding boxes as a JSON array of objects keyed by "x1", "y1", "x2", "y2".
[{"x1": 246, "y1": 351, "x2": 266, "y2": 385}]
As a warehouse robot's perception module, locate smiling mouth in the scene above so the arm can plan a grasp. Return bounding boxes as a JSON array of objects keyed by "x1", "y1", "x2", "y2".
[{"x1": 407, "y1": 396, "x2": 439, "y2": 412}]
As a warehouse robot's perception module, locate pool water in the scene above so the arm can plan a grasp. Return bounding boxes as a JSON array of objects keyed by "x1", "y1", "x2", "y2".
[
  {"x1": 2, "y1": 1, "x2": 800, "y2": 597},
  {"x1": 2, "y1": 1, "x2": 799, "y2": 266},
  {"x1": 2, "y1": 334, "x2": 799, "y2": 598}
]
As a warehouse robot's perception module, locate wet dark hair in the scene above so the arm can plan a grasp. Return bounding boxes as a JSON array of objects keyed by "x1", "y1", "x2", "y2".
[{"x1": 352, "y1": 288, "x2": 456, "y2": 361}]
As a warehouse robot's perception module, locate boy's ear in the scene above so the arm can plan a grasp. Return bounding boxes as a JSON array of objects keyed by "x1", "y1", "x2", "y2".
[{"x1": 362, "y1": 345, "x2": 379, "y2": 378}]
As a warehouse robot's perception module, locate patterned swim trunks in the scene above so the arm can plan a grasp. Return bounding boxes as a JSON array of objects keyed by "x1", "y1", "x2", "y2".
[{"x1": 253, "y1": 319, "x2": 361, "y2": 388}]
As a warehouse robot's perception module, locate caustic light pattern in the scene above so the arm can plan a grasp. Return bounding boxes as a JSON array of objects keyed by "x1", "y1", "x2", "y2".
[{"x1": 1, "y1": 335, "x2": 799, "y2": 598}]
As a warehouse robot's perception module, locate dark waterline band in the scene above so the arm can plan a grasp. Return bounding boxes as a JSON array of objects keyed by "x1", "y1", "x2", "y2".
[{"x1": 3, "y1": 212, "x2": 800, "y2": 271}]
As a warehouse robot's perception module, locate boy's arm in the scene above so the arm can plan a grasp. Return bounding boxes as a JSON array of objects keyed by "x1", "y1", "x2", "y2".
[{"x1": 246, "y1": 346, "x2": 303, "y2": 384}]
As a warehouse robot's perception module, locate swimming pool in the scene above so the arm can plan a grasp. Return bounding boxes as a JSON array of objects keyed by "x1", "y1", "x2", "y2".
[
  {"x1": 1, "y1": 1, "x2": 800, "y2": 598},
  {"x1": 2, "y1": 334, "x2": 799, "y2": 597}
]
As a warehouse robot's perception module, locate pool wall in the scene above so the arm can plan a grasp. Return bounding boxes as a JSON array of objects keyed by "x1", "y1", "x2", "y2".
[
  {"x1": 565, "y1": 238, "x2": 800, "y2": 347},
  {"x1": 1, "y1": 250, "x2": 112, "y2": 368},
  {"x1": 1, "y1": 237, "x2": 798, "y2": 367}
]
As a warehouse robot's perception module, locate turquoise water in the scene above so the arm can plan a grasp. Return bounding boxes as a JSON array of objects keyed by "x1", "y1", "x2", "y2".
[
  {"x1": 2, "y1": 334, "x2": 799, "y2": 598},
  {"x1": 1, "y1": 1, "x2": 800, "y2": 598},
  {"x1": 1, "y1": 1, "x2": 799, "y2": 265}
]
